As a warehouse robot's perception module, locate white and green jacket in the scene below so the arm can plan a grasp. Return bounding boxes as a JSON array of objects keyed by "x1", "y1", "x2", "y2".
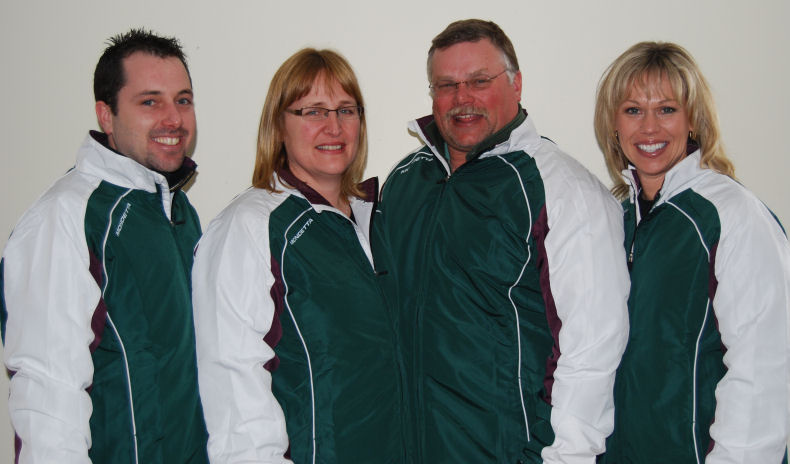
[
  {"x1": 192, "y1": 170, "x2": 407, "y2": 464},
  {"x1": 376, "y1": 110, "x2": 630, "y2": 464},
  {"x1": 602, "y1": 151, "x2": 790, "y2": 463},
  {"x1": 1, "y1": 131, "x2": 208, "y2": 463}
]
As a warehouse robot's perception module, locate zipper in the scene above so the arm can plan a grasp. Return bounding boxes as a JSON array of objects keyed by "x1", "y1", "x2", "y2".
[{"x1": 411, "y1": 163, "x2": 452, "y2": 460}]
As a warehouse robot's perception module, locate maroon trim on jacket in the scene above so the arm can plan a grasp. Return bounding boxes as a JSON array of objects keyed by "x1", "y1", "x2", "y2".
[
  {"x1": 276, "y1": 169, "x2": 330, "y2": 207},
  {"x1": 264, "y1": 257, "x2": 285, "y2": 372},
  {"x1": 533, "y1": 205, "x2": 562, "y2": 405},
  {"x1": 276, "y1": 168, "x2": 378, "y2": 204},
  {"x1": 87, "y1": 250, "x2": 108, "y2": 353}
]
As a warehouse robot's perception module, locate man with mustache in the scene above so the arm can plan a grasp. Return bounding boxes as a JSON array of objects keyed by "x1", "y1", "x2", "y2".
[
  {"x1": 375, "y1": 19, "x2": 630, "y2": 463},
  {"x1": 1, "y1": 29, "x2": 208, "y2": 463}
]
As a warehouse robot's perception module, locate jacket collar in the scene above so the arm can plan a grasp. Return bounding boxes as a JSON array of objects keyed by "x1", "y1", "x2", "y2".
[
  {"x1": 276, "y1": 167, "x2": 378, "y2": 206},
  {"x1": 408, "y1": 106, "x2": 541, "y2": 166},
  {"x1": 274, "y1": 168, "x2": 379, "y2": 243},
  {"x1": 81, "y1": 131, "x2": 196, "y2": 194},
  {"x1": 77, "y1": 131, "x2": 196, "y2": 220},
  {"x1": 622, "y1": 149, "x2": 707, "y2": 208}
]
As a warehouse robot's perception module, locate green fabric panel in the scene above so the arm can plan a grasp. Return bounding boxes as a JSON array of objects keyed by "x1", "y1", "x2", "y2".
[
  {"x1": 380, "y1": 148, "x2": 553, "y2": 463},
  {"x1": 605, "y1": 189, "x2": 723, "y2": 463},
  {"x1": 84, "y1": 182, "x2": 207, "y2": 464},
  {"x1": 268, "y1": 195, "x2": 406, "y2": 463}
]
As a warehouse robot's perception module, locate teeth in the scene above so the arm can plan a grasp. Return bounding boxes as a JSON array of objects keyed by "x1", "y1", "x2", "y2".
[
  {"x1": 154, "y1": 137, "x2": 180, "y2": 146},
  {"x1": 637, "y1": 142, "x2": 667, "y2": 153},
  {"x1": 455, "y1": 114, "x2": 475, "y2": 120},
  {"x1": 318, "y1": 144, "x2": 342, "y2": 150}
]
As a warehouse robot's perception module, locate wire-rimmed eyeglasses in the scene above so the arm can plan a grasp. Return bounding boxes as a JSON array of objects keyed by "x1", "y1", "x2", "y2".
[
  {"x1": 429, "y1": 69, "x2": 510, "y2": 96},
  {"x1": 284, "y1": 106, "x2": 364, "y2": 121}
]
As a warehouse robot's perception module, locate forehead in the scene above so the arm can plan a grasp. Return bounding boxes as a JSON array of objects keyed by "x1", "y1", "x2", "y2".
[
  {"x1": 624, "y1": 72, "x2": 677, "y2": 101},
  {"x1": 431, "y1": 39, "x2": 505, "y2": 78},
  {"x1": 295, "y1": 75, "x2": 355, "y2": 104},
  {"x1": 120, "y1": 51, "x2": 191, "y2": 93}
]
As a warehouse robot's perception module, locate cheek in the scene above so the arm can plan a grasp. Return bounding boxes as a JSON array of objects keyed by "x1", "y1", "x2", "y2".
[
  {"x1": 283, "y1": 122, "x2": 313, "y2": 151},
  {"x1": 347, "y1": 122, "x2": 361, "y2": 144},
  {"x1": 432, "y1": 97, "x2": 451, "y2": 117},
  {"x1": 614, "y1": 115, "x2": 629, "y2": 135},
  {"x1": 668, "y1": 119, "x2": 690, "y2": 138}
]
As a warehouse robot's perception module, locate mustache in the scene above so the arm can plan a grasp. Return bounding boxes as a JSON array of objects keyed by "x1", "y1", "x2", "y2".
[{"x1": 446, "y1": 106, "x2": 489, "y2": 119}]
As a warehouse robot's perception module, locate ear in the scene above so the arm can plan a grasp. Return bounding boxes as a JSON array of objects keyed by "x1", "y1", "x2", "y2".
[
  {"x1": 95, "y1": 101, "x2": 114, "y2": 135},
  {"x1": 512, "y1": 70, "x2": 523, "y2": 100}
]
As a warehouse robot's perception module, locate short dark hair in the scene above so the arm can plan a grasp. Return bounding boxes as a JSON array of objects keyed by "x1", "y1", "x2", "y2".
[
  {"x1": 93, "y1": 28, "x2": 190, "y2": 113},
  {"x1": 427, "y1": 19, "x2": 519, "y2": 78}
]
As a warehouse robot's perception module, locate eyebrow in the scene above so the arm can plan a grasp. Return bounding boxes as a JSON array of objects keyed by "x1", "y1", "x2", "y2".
[
  {"x1": 621, "y1": 96, "x2": 678, "y2": 105},
  {"x1": 434, "y1": 68, "x2": 492, "y2": 80},
  {"x1": 302, "y1": 99, "x2": 356, "y2": 107},
  {"x1": 132, "y1": 89, "x2": 193, "y2": 98}
]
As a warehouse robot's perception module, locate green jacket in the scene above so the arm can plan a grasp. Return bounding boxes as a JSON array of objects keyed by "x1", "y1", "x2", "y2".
[
  {"x1": 377, "y1": 112, "x2": 630, "y2": 463},
  {"x1": 2, "y1": 132, "x2": 208, "y2": 463},
  {"x1": 192, "y1": 170, "x2": 407, "y2": 464},
  {"x1": 601, "y1": 151, "x2": 790, "y2": 463}
]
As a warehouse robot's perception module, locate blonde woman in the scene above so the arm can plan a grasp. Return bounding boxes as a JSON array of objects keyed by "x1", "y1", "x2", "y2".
[{"x1": 595, "y1": 41, "x2": 790, "y2": 463}]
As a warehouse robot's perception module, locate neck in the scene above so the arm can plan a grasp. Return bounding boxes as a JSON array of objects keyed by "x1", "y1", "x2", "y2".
[
  {"x1": 312, "y1": 180, "x2": 350, "y2": 216},
  {"x1": 449, "y1": 148, "x2": 467, "y2": 172},
  {"x1": 640, "y1": 179, "x2": 662, "y2": 201}
]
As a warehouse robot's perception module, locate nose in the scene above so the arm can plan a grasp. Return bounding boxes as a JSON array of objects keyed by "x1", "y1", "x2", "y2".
[
  {"x1": 323, "y1": 111, "x2": 342, "y2": 135},
  {"x1": 452, "y1": 82, "x2": 474, "y2": 105},
  {"x1": 162, "y1": 102, "x2": 183, "y2": 128},
  {"x1": 641, "y1": 111, "x2": 659, "y2": 133}
]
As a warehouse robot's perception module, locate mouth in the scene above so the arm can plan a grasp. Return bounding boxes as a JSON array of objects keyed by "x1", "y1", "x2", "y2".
[
  {"x1": 448, "y1": 106, "x2": 486, "y2": 124},
  {"x1": 636, "y1": 142, "x2": 667, "y2": 153},
  {"x1": 316, "y1": 143, "x2": 344, "y2": 152},
  {"x1": 152, "y1": 136, "x2": 182, "y2": 146}
]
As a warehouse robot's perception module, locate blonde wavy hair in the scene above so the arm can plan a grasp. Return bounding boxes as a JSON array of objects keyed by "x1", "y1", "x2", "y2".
[
  {"x1": 252, "y1": 48, "x2": 367, "y2": 198},
  {"x1": 594, "y1": 41, "x2": 734, "y2": 199}
]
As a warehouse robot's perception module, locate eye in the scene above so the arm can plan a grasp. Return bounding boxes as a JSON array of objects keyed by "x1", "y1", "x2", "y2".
[
  {"x1": 472, "y1": 77, "x2": 490, "y2": 86},
  {"x1": 436, "y1": 82, "x2": 456, "y2": 90},
  {"x1": 177, "y1": 97, "x2": 193, "y2": 106},
  {"x1": 660, "y1": 106, "x2": 677, "y2": 114},
  {"x1": 141, "y1": 99, "x2": 156, "y2": 107},
  {"x1": 338, "y1": 107, "x2": 356, "y2": 116},
  {"x1": 303, "y1": 108, "x2": 323, "y2": 117},
  {"x1": 624, "y1": 107, "x2": 640, "y2": 115}
]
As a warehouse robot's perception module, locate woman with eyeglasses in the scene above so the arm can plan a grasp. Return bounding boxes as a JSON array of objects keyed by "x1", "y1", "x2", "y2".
[
  {"x1": 191, "y1": 48, "x2": 407, "y2": 464},
  {"x1": 594, "y1": 41, "x2": 790, "y2": 463}
]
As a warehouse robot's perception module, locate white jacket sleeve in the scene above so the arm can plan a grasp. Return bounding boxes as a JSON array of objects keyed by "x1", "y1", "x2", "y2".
[
  {"x1": 705, "y1": 195, "x2": 790, "y2": 463},
  {"x1": 2, "y1": 196, "x2": 98, "y2": 463},
  {"x1": 192, "y1": 199, "x2": 292, "y2": 464},
  {"x1": 539, "y1": 166, "x2": 631, "y2": 464}
]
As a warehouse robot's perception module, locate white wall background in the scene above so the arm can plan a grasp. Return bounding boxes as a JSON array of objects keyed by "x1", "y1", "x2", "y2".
[{"x1": 1, "y1": 0, "x2": 787, "y2": 460}]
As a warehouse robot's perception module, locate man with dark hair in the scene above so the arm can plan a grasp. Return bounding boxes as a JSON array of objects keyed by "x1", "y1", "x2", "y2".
[
  {"x1": 1, "y1": 29, "x2": 208, "y2": 463},
  {"x1": 376, "y1": 19, "x2": 630, "y2": 463}
]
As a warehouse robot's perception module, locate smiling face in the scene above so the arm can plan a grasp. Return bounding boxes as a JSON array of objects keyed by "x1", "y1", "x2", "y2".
[
  {"x1": 282, "y1": 76, "x2": 360, "y2": 191},
  {"x1": 96, "y1": 51, "x2": 196, "y2": 173},
  {"x1": 430, "y1": 39, "x2": 522, "y2": 166},
  {"x1": 615, "y1": 74, "x2": 692, "y2": 199}
]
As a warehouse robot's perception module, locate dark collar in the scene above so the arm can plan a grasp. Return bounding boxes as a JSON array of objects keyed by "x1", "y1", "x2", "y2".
[{"x1": 276, "y1": 167, "x2": 378, "y2": 205}]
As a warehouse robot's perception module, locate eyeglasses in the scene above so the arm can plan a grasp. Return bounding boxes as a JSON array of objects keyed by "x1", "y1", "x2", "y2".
[
  {"x1": 284, "y1": 106, "x2": 364, "y2": 121},
  {"x1": 429, "y1": 69, "x2": 510, "y2": 96}
]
